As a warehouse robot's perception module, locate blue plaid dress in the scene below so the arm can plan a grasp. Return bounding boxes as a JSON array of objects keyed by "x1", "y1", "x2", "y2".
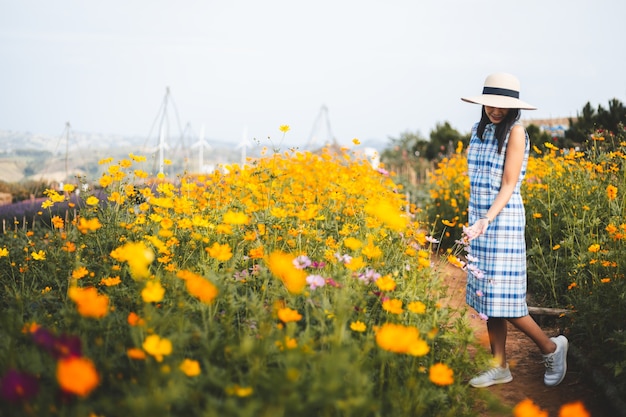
[{"x1": 466, "y1": 122, "x2": 529, "y2": 318}]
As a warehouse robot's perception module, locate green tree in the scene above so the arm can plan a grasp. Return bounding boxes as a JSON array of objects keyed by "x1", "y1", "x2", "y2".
[
  {"x1": 426, "y1": 122, "x2": 466, "y2": 160},
  {"x1": 566, "y1": 99, "x2": 626, "y2": 149}
]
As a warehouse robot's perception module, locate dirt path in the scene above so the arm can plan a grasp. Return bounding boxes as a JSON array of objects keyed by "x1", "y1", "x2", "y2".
[{"x1": 439, "y1": 262, "x2": 614, "y2": 416}]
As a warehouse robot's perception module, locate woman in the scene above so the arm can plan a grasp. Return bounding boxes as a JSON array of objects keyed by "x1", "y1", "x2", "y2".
[{"x1": 461, "y1": 73, "x2": 568, "y2": 388}]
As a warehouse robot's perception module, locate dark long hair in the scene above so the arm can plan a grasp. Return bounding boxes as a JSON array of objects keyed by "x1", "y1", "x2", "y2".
[{"x1": 476, "y1": 107, "x2": 521, "y2": 154}]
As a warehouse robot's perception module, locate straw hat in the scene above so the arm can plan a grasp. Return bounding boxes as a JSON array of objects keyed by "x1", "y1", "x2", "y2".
[{"x1": 461, "y1": 72, "x2": 536, "y2": 110}]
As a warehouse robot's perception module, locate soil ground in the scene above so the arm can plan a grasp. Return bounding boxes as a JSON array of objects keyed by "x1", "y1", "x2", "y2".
[{"x1": 440, "y1": 262, "x2": 616, "y2": 417}]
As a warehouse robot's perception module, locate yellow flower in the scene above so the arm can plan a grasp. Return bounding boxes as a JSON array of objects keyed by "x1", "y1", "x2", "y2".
[
  {"x1": 266, "y1": 251, "x2": 307, "y2": 294},
  {"x1": 352, "y1": 138, "x2": 361, "y2": 145},
  {"x1": 142, "y1": 334, "x2": 172, "y2": 362},
  {"x1": 110, "y1": 241, "x2": 154, "y2": 279},
  {"x1": 350, "y1": 321, "x2": 366, "y2": 332},
  {"x1": 277, "y1": 307, "x2": 302, "y2": 323},
  {"x1": 72, "y1": 266, "x2": 89, "y2": 280},
  {"x1": 56, "y1": 356, "x2": 100, "y2": 397},
  {"x1": 141, "y1": 280, "x2": 165, "y2": 303},
  {"x1": 345, "y1": 256, "x2": 366, "y2": 271},
  {"x1": 376, "y1": 275, "x2": 396, "y2": 291},
  {"x1": 222, "y1": 210, "x2": 249, "y2": 225},
  {"x1": 447, "y1": 254, "x2": 464, "y2": 268},
  {"x1": 361, "y1": 238, "x2": 382, "y2": 259},
  {"x1": 206, "y1": 242, "x2": 233, "y2": 261},
  {"x1": 226, "y1": 384, "x2": 253, "y2": 397},
  {"x1": 552, "y1": 244, "x2": 561, "y2": 250},
  {"x1": 429, "y1": 363, "x2": 454, "y2": 386},
  {"x1": 0, "y1": 247, "x2": 8, "y2": 257},
  {"x1": 382, "y1": 299, "x2": 403, "y2": 314},
  {"x1": 279, "y1": 125, "x2": 290, "y2": 133},
  {"x1": 408, "y1": 301, "x2": 426, "y2": 314},
  {"x1": 41, "y1": 199, "x2": 55, "y2": 209},
  {"x1": 86, "y1": 196, "x2": 100, "y2": 206},
  {"x1": 533, "y1": 213, "x2": 543, "y2": 219},
  {"x1": 343, "y1": 237, "x2": 362, "y2": 250},
  {"x1": 179, "y1": 359, "x2": 201, "y2": 377},
  {"x1": 364, "y1": 200, "x2": 408, "y2": 232},
  {"x1": 441, "y1": 219, "x2": 456, "y2": 227},
  {"x1": 68, "y1": 286, "x2": 110, "y2": 318},
  {"x1": 31, "y1": 250, "x2": 46, "y2": 261},
  {"x1": 513, "y1": 398, "x2": 548, "y2": 417},
  {"x1": 606, "y1": 184, "x2": 618, "y2": 201},
  {"x1": 587, "y1": 244, "x2": 600, "y2": 253}
]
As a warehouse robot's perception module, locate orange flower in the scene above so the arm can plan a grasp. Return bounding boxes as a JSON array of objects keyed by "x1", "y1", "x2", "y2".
[
  {"x1": 375, "y1": 323, "x2": 429, "y2": 356},
  {"x1": 277, "y1": 307, "x2": 302, "y2": 323},
  {"x1": 56, "y1": 356, "x2": 100, "y2": 397},
  {"x1": 513, "y1": 398, "x2": 548, "y2": 417},
  {"x1": 68, "y1": 287, "x2": 109, "y2": 318},
  {"x1": 429, "y1": 363, "x2": 454, "y2": 386},
  {"x1": 177, "y1": 270, "x2": 219, "y2": 304},
  {"x1": 77, "y1": 217, "x2": 102, "y2": 234},
  {"x1": 127, "y1": 312, "x2": 146, "y2": 326},
  {"x1": 558, "y1": 401, "x2": 590, "y2": 417},
  {"x1": 127, "y1": 348, "x2": 147, "y2": 360},
  {"x1": 606, "y1": 184, "x2": 618, "y2": 201}
]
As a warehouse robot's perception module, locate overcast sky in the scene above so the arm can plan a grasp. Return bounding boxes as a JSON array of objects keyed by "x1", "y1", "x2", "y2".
[{"x1": 1, "y1": 0, "x2": 625, "y2": 148}]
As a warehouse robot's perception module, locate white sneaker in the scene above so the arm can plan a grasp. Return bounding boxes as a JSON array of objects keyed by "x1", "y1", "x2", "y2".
[
  {"x1": 469, "y1": 363, "x2": 513, "y2": 388},
  {"x1": 543, "y1": 335, "x2": 568, "y2": 386}
]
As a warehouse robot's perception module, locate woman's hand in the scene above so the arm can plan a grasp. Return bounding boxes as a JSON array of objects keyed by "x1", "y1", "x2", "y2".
[{"x1": 467, "y1": 218, "x2": 490, "y2": 240}]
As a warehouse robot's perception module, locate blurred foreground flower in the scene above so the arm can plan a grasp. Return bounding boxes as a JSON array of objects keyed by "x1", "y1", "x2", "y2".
[
  {"x1": 179, "y1": 359, "x2": 201, "y2": 377},
  {"x1": 0, "y1": 369, "x2": 39, "y2": 403},
  {"x1": 110, "y1": 241, "x2": 155, "y2": 279},
  {"x1": 68, "y1": 287, "x2": 110, "y2": 319},
  {"x1": 56, "y1": 356, "x2": 100, "y2": 397},
  {"x1": 429, "y1": 363, "x2": 454, "y2": 386},
  {"x1": 375, "y1": 323, "x2": 430, "y2": 356},
  {"x1": 267, "y1": 251, "x2": 307, "y2": 294},
  {"x1": 142, "y1": 335, "x2": 172, "y2": 362}
]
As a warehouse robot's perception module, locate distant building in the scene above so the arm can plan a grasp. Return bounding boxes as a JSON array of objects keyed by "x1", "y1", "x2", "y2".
[{"x1": 521, "y1": 117, "x2": 577, "y2": 138}]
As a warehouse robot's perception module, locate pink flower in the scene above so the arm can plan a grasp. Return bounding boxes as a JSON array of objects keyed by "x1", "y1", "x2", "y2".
[{"x1": 306, "y1": 274, "x2": 326, "y2": 290}]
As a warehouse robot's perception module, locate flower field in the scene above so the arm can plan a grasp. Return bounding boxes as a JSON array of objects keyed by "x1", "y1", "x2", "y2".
[
  {"x1": 1, "y1": 144, "x2": 487, "y2": 417},
  {"x1": 427, "y1": 130, "x2": 626, "y2": 400}
]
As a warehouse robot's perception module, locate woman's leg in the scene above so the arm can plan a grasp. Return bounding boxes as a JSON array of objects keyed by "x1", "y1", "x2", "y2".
[
  {"x1": 507, "y1": 315, "x2": 556, "y2": 354},
  {"x1": 486, "y1": 317, "x2": 508, "y2": 367}
]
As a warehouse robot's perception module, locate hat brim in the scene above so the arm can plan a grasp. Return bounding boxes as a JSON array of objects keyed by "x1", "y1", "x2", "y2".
[{"x1": 461, "y1": 95, "x2": 536, "y2": 110}]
